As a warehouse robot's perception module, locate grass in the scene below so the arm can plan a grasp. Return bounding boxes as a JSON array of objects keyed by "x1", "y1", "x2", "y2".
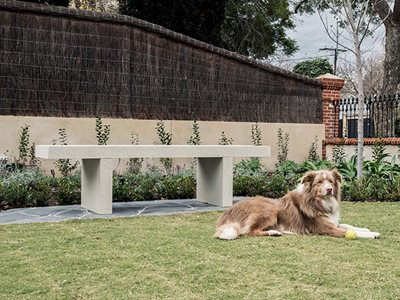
[{"x1": 1, "y1": 202, "x2": 400, "y2": 299}]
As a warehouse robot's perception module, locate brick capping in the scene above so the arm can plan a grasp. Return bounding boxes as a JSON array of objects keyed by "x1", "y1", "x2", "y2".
[
  {"x1": 324, "y1": 138, "x2": 400, "y2": 145},
  {"x1": 0, "y1": 0, "x2": 321, "y2": 87}
]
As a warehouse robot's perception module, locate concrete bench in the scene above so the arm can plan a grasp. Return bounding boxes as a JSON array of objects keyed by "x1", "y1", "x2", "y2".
[{"x1": 35, "y1": 145, "x2": 271, "y2": 214}]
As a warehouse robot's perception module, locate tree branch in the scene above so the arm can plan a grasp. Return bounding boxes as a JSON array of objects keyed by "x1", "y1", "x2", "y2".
[
  {"x1": 293, "y1": 0, "x2": 310, "y2": 13},
  {"x1": 371, "y1": 0, "x2": 392, "y2": 26}
]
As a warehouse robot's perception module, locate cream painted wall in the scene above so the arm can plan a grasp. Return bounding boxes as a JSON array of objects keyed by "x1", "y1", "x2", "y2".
[
  {"x1": 1, "y1": 116, "x2": 325, "y2": 174},
  {"x1": 326, "y1": 144, "x2": 399, "y2": 162}
]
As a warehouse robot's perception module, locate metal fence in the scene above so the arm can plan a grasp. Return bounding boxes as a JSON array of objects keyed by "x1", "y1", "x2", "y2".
[{"x1": 334, "y1": 93, "x2": 400, "y2": 138}]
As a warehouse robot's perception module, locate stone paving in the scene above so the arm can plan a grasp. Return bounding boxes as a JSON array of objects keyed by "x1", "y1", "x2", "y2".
[{"x1": 0, "y1": 199, "x2": 243, "y2": 225}]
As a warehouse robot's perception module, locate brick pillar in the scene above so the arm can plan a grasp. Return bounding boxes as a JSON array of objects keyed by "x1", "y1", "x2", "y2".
[{"x1": 316, "y1": 74, "x2": 345, "y2": 159}]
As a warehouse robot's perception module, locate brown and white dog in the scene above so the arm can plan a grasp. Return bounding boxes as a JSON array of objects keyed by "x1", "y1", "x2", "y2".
[{"x1": 215, "y1": 170, "x2": 380, "y2": 240}]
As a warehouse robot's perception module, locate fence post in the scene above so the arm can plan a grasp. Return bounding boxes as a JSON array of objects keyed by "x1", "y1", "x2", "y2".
[{"x1": 317, "y1": 74, "x2": 345, "y2": 159}]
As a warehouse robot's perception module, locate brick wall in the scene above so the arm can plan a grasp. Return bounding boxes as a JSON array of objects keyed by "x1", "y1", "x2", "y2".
[{"x1": 317, "y1": 74, "x2": 345, "y2": 158}]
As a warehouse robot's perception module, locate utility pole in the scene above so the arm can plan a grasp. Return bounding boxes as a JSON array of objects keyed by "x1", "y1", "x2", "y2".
[{"x1": 319, "y1": 22, "x2": 347, "y2": 75}]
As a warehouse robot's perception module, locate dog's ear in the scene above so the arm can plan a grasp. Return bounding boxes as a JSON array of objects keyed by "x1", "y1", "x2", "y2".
[
  {"x1": 331, "y1": 169, "x2": 342, "y2": 184},
  {"x1": 301, "y1": 171, "x2": 315, "y2": 185}
]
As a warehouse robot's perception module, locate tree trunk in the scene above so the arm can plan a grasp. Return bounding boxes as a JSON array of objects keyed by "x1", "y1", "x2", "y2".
[
  {"x1": 346, "y1": 0, "x2": 365, "y2": 179},
  {"x1": 382, "y1": 22, "x2": 400, "y2": 95}
]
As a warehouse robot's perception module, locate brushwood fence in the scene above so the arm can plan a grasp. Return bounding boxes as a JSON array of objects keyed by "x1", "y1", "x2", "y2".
[
  {"x1": 334, "y1": 93, "x2": 400, "y2": 138},
  {"x1": 0, "y1": 0, "x2": 322, "y2": 123}
]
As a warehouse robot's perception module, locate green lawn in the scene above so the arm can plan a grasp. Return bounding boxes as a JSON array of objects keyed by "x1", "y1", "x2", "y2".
[{"x1": 1, "y1": 202, "x2": 400, "y2": 300}]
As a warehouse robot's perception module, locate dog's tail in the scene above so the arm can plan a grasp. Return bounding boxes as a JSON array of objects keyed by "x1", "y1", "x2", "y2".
[{"x1": 215, "y1": 223, "x2": 241, "y2": 240}]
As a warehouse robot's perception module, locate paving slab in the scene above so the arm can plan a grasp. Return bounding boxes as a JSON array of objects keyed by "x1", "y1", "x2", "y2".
[{"x1": 0, "y1": 198, "x2": 243, "y2": 225}]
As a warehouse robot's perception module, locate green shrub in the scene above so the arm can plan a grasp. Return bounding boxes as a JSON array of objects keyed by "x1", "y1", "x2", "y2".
[
  {"x1": 307, "y1": 136, "x2": 320, "y2": 161},
  {"x1": 332, "y1": 143, "x2": 346, "y2": 164},
  {"x1": 160, "y1": 172, "x2": 196, "y2": 199},
  {"x1": 0, "y1": 181, "x2": 4, "y2": 209},
  {"x1": 27, "y1": 175, "x2": 53, "y2": 207},
  {"x1": 233, "y1": 173, "x2": 288, "y2": 198},
  {"x1": 388, "y1": 176, "x2": 400, "y2": 201},
  {"x1": 299, "y1": 159, "x2": 333, "y2": 172},
  {"x1": 342, "y1": 175, "x2": 392, "y2": 202},
  {"x1": 275, "y1": 160, "x2": 302, "y2": 190},
  {"x1": 95, "y1": 117, "x2": 111, "y2": 145},
  {"x1": 276, "y1": 128, "x2": 289, "y2": 165},
  {"x1": 251, "y1": 123, "x2": 262, "y2": 146},
  {"x1": 113, "y1": 172, "x2": 162, "y2": 201},
  {"x1": 114, "y1": 169, "x2": 196, "y2": 202},
  {"x1": 218, "y1": 131, "x2": 233, "y2": 145},
  {"x1": 0, "y1": 170, "x2": 52, "y2": 209},
  {"x1": 56, "y1": 175, "x2": 81, "y2": 205},
  {"x1": 234, "y1": 158, "x2": 265, "y2": 176},
  {"x1": 156, "y1": 120, "x2": 173, "y2": 173}
]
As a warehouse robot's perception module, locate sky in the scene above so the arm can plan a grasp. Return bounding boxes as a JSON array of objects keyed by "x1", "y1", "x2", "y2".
[{"x1": 271, "y1": 12, "x2": 385, "y2": 71}]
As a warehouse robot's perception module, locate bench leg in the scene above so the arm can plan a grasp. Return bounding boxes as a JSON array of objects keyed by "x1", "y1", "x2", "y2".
[
  {"x1": 196, "y1": 157, "x2": 233, "y2": 207},
  {"x1": 81, "y1": 158, "x2": 113, "y2": 214}
]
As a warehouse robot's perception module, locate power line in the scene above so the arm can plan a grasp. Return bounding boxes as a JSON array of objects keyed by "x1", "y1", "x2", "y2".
[
  {"x1": 271, "y1": 54, "x2": 334, "y2": 63},
  {"x1": 319, "y1": 22, "x2": 347, "y2": 75}
]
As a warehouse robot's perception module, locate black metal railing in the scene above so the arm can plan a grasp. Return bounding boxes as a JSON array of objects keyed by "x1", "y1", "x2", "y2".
[{"x1": 334, "y1": 93, "x2": 400, "y2": 138}]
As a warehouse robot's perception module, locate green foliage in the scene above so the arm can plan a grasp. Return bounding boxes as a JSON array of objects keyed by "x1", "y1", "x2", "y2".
[
  {"x1": 276, "y1": 128, "x2": 289, "y2": 165},
  {"x1": 159, "y1": 171, "x2": 196, "y2": 200},
  {"x1": 22, "y1": 0, "x2": 69, "y2": 6},
  {"x1": 233, "y1": 173, "x2": 288, "y2": 198},
  {"x1": 337, "y1": 151, "x2": 400, "y2": 183},
  {"x1": 307, "y1": 136, "x2": 320, "y2": 161},
  {"x1": 342, "y1": 175, "x2": 392, "y2": 202},
  {"x1": 113, "y1": 169, "x2": 196, "y2": 202},
  {"x1": 18, "y1": 125, "x2": 31, "y2": 163},
  {"x1": 371, "y1": 140, "x2": 387, "y2": 161},
  {"x1": 29, "y1": 143, "x2": 39, "y2": 167},
  {"x1": 155, "y1": 120, "x2": 173, "y2": 173},
  {"x1": 218, "y1": 131, "x2": 233, "y2": 145},
  {"x1": 95, "y1": 117, "x2": 111, "y2": 145},
  {"x1": 53, "y1": 128, "x2": 79, "y2": 177},
  {"x1": 55, "y1": 175, "x2": 81, "y2": 205},
  {"x1": 293, "y1": 58, "x2": 333, "y2": 78},
  {"x1": 17, "y1": 125, "x2": 38, "y2": 167},
  {"x1": 127, "y1": 132, "x2": 143, "y2": 174},
  {"x1": 336, "y1": 155, "x2": 358, "y2": 182},
  {"x1": 222, "y1": 0, "x2": 297, "y2": 58},
  {"x1": 251, "y1": 123, "x2": 262, "y2": 146},
  {"x1": 299, "y1": 159, "x2": 333, "y2": 172},
  {"x1": 0, "y1": 170, "x2": 53, "y2": 210},
  {"x1": 234, "y1": 159, "x2": 265, "y2": 177},
  {"x1": 119, "y1": 0, "x2": 227, "y2": 46},
  {"x1": 119, "y1": 0, "x2": 297, "y2": 59},
  {"x1": 332, "y1": 143, "x2": 346, "y2": 164},
  {"x1": 188, "y1": 119, "x2": 201, "y2": 145}
]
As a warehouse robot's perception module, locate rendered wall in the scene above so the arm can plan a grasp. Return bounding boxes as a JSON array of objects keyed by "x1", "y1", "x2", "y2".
[{"x1": 1, "y1": 116, "x2": 325, "y2": 174}]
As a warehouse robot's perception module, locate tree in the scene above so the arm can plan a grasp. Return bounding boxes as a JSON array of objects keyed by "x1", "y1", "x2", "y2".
[
  {"x1": 337, "y1": 54, "x2": 384, "y2": 96},
  {"x1": 118, "y1": 0, "x2": 227, "y2": 46},
  {"x1": 292, "y1": 58, "x2": 333, "y2": 77},
  {"x1": 372, "y1": 0, "x2": 400, "y2": 94},
  {"x1": 71, "y1": 0, "x2": 118, "y2": 12},
  {"x1": 295, "y1": 0, "x2": 399, "y2": 95},
  {"x1": 220, "y1": 0, "x2": 298, "y2": 58},
  {"x1": 22, "y1": 0, "x2": 69, "y2": 6},
  {"x1": 295, "y1": 0, "x2": 385, "y2": 178},
  {"x1": 118, "y1": 0, "x2": 298, "y2": 59}
]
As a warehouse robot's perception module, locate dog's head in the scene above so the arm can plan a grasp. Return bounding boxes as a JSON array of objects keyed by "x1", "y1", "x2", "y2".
[{"x1": 301, "y1": 169, "x2": 342, "y2": 200}]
